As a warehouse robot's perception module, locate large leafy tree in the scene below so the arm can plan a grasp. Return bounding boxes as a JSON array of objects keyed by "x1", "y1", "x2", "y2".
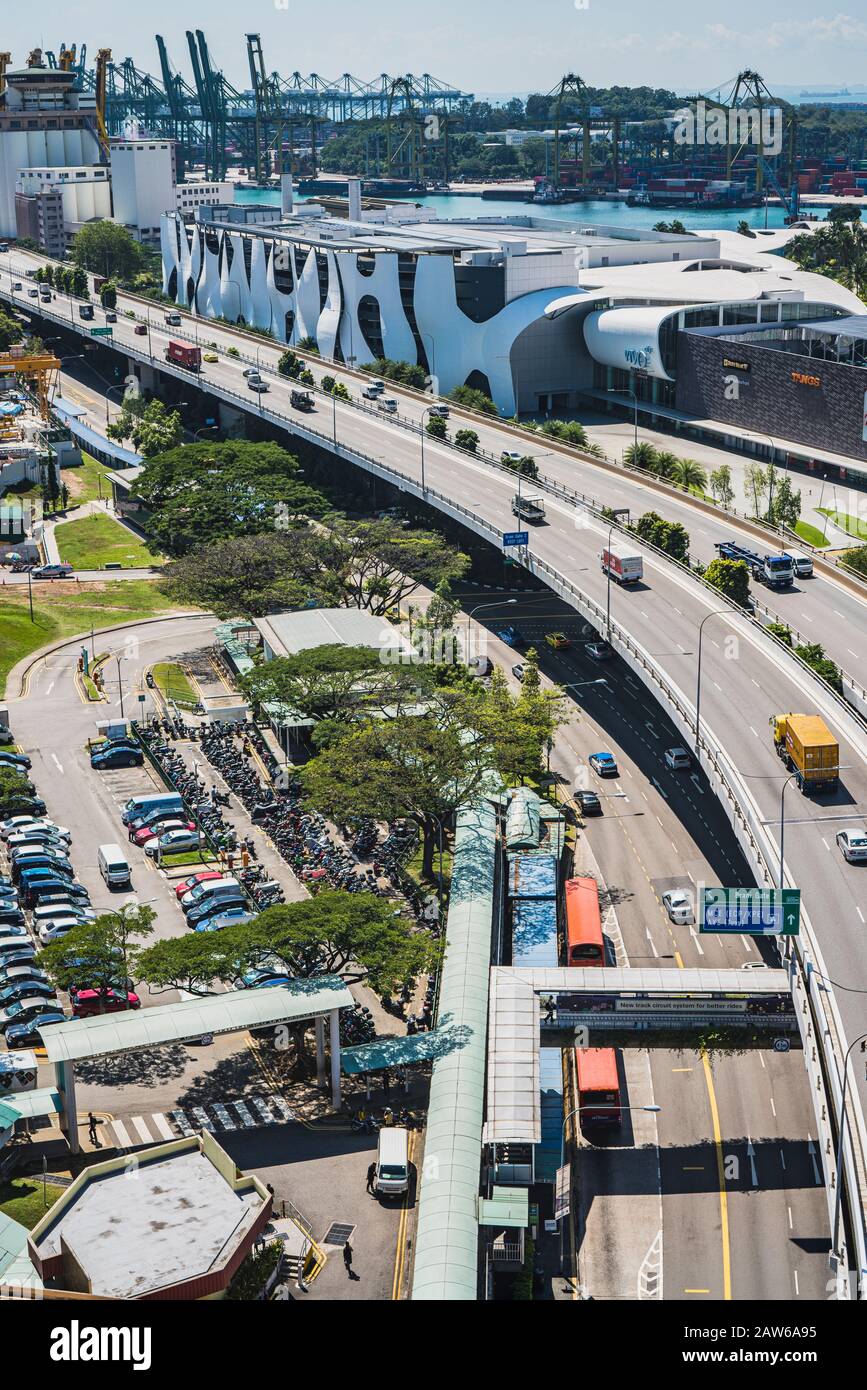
[
  {"x1": 131, "y1": 440, "x2": 326, "y2": 555},
  {"x1": 36, "y1": 905, "x2": 155, "y2": 1002},
  {"x1": 788, "y1": 216, "x2": 867, "y2": 297},
  {"x1": 303, "y1": 517, "x2": 468, "y2": 615},
  {"x1": 107, "y1": 397, "x2": 183, "y2": 457},
  {"x1": 632, "y1": 511, "x2": 689, "y2": 562},
  {"x1": 160, "y1": 533, "x2": 312, "y2": 618},
  {"x1": 240, "y1": 643, "x2": 425, "y2": 723},
  {"x1": 704, "y1": 557, "x2": 750, "y2": 608},
  {"x1": 0, "y1": 309, "x2": 23, "y2": 352},
  {"x1": 70, "y1": 221, "x2": 147, "y2": 281}
]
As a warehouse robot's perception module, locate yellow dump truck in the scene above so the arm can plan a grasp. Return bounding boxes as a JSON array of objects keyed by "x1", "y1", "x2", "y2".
[{"x1": 771, "y1": 713, "x2": 839, "y2": 794}]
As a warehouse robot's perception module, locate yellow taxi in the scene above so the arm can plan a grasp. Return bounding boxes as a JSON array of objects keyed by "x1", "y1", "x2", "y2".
[
  {"x1": 202, "y1": 352, "x2": 219, "y2": 363},
  {"x1": 545, "y1": 632, "x2": 571, "y2": 650}
]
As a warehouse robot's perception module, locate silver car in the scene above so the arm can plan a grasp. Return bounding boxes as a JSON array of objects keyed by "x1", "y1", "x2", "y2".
[
  {"x1": 662, "y1": 889, "x2": 694, "y2": 924},
  {"x1": 836, "y1": 828, "x2": 867, "y2": 863}
]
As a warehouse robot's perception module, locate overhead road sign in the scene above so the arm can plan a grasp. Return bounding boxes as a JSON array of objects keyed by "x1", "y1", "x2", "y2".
[
  {"x1": 503, "y1": 531, "x2": 529, "y2": 548},
  {"x1": 700, "y1": 887, "x2": 800, "y2": 936},
  {"x1": 90, "y1": 327, "x2": 113, "y2": 338}
]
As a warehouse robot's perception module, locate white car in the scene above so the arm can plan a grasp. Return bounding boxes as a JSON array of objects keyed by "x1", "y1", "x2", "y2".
[
  {"x1": 1, "y1": 816, "x2": 70, "y2": 842},
  {"x1": 377, "y1": 397, "x2": 398, "y2": 413},
  {"x1": 501, "y1": 450, "x2": 523, "y2": 464},
  {"x1": 664, "y1": 747, "x2": 692, "y2": 771},
  {"x1": 38, "y1": 919, "x2": 81, "y2": 945},
  {"x1": 662, "y1": 889, "x2": 694, "y2": 924},
  {"x1": 144, "y1": 828, "x2": 204, "y2": 858},
  {"x1": 836, "y1": 828, "x2": 867, "y2": 863}
]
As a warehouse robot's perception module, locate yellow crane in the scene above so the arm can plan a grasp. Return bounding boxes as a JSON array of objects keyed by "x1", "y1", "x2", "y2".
[
  {"x1": 94, "y1": 48, "x2": 112, "y2": 159},
  {"x1": 0, "y1": 350, "x2": 62, "y2": 420}
]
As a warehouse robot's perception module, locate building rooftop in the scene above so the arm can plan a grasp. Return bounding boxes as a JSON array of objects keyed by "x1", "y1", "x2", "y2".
[{"x1": 254, "y1": 606, "x2": 410, "y2": 660}]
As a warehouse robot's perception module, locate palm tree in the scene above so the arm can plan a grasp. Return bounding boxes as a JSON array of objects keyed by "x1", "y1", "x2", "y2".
[
  {"x1": 624, "y1": 441, "x2": 657, "y2": 470},
  {"x1": 669, "y1": 457, "x2": 708, "y2": 493},
  {"x1": 650, "y1": 450, "x2": 678, "y2": 478}
]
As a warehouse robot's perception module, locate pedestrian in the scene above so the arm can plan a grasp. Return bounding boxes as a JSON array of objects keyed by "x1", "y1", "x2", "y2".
[
  {"x1": 227, "y1": 851, "x2": 235, "y2": 872},
  {"x1": 241, "y1": 846, "x2": 250, "y2": 869},
  {"x1": 210, "y1": 786, "x2": 218, "y2": 808},
  {"x1": 544, "y1": 996, "x2": 555, "y2": 1024},
  {"x1": 381, "y1": 1068, "x2": 390, "y2": 1098},
  {"x1": 383, "y1": 1106, "x2": 394, "y2": 1127},
  {"x1": 87, "y1": 1112, "x2": 98, "y2": 1146},
  {"x1": 366, "y1": 1162, "x2": 376, "y2": 1194},
  {"x1": 219, "y1": 848, "x2": 227, "y2": 869},
  {"x1": 343, "y1": 1241, "x2": 358, "y2": 1279}
]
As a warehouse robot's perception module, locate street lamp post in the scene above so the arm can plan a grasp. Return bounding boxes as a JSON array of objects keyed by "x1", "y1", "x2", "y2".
[
  {"x1": 115, "y1": 653, "x2": 125, "y2": 719},
  {"x1": 777, "y1": 771, "x2": 800, "y2": 893},
  {"x1": 466, "y1": 599, "x2": 517, "y2": 664},
  {"x1": 420, "y1": 404, "x2": 438, "y2": 496},
  {"x1": 604, "y1": 522, "x2": 615, "y2": 640},
  {"x1": 831, "y1": 1032, "x2": 867, "y2": 1278},
  {"x1": 694, "y1": 610, "x2": 731, "y2": 752},
  {"x1": 104, "y1": 383, "x2": 126, "y2": 427}
]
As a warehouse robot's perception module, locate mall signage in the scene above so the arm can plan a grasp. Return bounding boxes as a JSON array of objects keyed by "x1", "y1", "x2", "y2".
[
  {"x1": 723, "y1": 357, "x2": 750, "y2": 372},
  {"x1": 791, "y1": 369, "x2": 821, "y2": 388}
]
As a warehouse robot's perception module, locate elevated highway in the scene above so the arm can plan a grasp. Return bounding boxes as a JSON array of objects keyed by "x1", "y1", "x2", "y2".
[{"x1": 4, "y1": 250, "x2": 867, "y2": 1288}]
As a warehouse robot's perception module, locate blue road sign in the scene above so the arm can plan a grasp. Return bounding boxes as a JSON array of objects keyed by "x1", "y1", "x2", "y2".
[
  {"x1": 700, "y1": 887, "x2": 800, "y2": 936},
  {"x1": 503, "y1": 531, "x2": 529, "y2": 548}
]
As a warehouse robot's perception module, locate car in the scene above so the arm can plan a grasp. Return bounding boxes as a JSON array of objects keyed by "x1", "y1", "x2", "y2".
[
  {"x1": 104, "y1": 309, "x2": 118, "y2": 323},
  {"x1": 662, "y1": 889, "x2": 694, "y2": 924},
  {"x1": 428, "y1": 404, "x2": 449, "y2": 419},
  {"x1": 589, "y1": 751, "x2": 618, "y2": 777},
  {"x1": 181, "y1": 875, "x2": 237, "y2": 909},
  {"x1": 24, "y1": 880, "x2": 90, "y2": 908},
  {"x1": 13, "y1": 857, "x2": 73, "y2": 884},
  {"x1": 0, "y1": 909, "x2": 25, "y2": 929},
  {"x1": 0, "y1": 981, "x2": 56, "y2": 1007},
  {"x1": 144, "y1": 827, "x2": 203, "y2": 858},
  {"x1": 788, "y1": 554, "x2": 813, "y2": 578},
  {"x1": 664, "y1": 747, "x2": 692, "y2": 771},
  {"x1": 194, "y1": 907, "x2": 258, "y2": 933},
  {"x1": 134, "y1": 323, "x2": 147, "y2": 335},
  {"x1": 495, "y1": 625, "x2": 522, "y2": 647},
  {"x1": 836, "y1": 828, "x2": 867, "y2": 864},
  {"x1": 242, "y1": 367, "x2": 260, "y2": 377},
  {"x1": 1, "y1": 997, "x2": 65, "y2": 1030},
  {"x1": 12, "y1": 281, "x2": 21, "y2": 290},
  {"x1": 511, "y1": 663, "x2": 526, "y2": 681},
  {"x1": 71, "y1": 988, "x2": 140, "y2": 1017},
  {"x1": 545, "y1": 632, "x2": 571, "y2": 650},
  {"x1": 30, "y1": 889, "x2": 91, "y2": 912},
  {"x1": 585, "y1": 641, "x2": 613, "y2": 661},
  {"x1": 175, "y1": 870, "x2": 224, "y2": 900},
  {"x1": 186, "y1": 896, "x2": 247, "y2": 928},
  {"x1": 91, "y1": 746, "x2": 144, "y2": 769},
  {"x1": 0, "y1": 750, "x2": 31, "y2": 770},
  {"x1": 377, "y1": 397, "x2": 398, "y2": 413},
  {"x1": 0, "y1": 726, "x2": 13, "y2": 744},
  {"x1": 1, "y1": 818, "x2": 70, "y2": 843},
  {"x1": 132, "y1": 818, "x2": 194, "y2": 848},
  {"x1": 236, "y1": 966, "x2": 289, "y2": 988},
  {"x1": 128, "y1": 807, "x2": 187, "y2": 837},
  {"x1": 7, "y1": 834, "x2": 68, "y2": 857},
  {"x1": 38, "y1": 919, "x2": 84, "y2": 945},
  {"x1": 251, "y1": 975, "x2": 292, "y2": 989},
  {"x1": 501, "y1": 450, "x2": 523, "y2": 464},
  {"x1": 3, "y1": 798, "x2": 46, "y2": 817},
  {"x1": 575, "y1": 789, "x2": 602, "y2": 815},
  {"x1": 31, "y1": 564, "x2": 73, "y2": 579},
  {"x1": 248, "y1": 378, "x2": 269, "y2": 392},
  {"x1": 5, "y1": 1012, "x2": 66, "y2": 1048},
  {"x1": 203, "y1": 351, "x2": 218, "y2": 363},
  {"x1": 27, "y1": 287, "x2": 38, "y2": 297},
  {"x1": 39, "y1": 292, "x2": 51, "y2": 302}
]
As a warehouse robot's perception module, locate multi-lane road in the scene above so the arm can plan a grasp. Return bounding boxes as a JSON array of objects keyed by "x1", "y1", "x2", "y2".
[{"x1": 3, "y1": 248, "x2": 867, "y2": 1275}]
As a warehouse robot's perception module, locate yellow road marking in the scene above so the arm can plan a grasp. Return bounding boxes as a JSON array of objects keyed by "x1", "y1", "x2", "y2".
[
  {"x1": 392, "y1": 1129, "x2": 415, "y2": 1301},
  {"x1": 701, "y1": 1049, "x2": 732, "y2": 1300},
  {"x1": 685, "y1": 1288, "x2": 711, "y2": 1294}
]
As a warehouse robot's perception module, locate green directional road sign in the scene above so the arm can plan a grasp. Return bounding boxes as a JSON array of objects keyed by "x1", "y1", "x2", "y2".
[
  {"x1": 700, "y1": 886, "x2": 800, "y2": 936},
  {"x1": 90, "y1": 327, "x2": 113, "y2": 337}
]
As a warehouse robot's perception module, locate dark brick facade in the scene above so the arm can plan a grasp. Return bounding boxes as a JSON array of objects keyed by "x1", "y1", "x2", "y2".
[{"x1": 675, "y1": 330, "x2": 867, "y2": 466}]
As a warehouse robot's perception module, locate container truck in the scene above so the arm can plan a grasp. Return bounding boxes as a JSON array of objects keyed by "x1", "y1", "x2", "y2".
[
  {"x1": 715, "y1": 541, "x2": 794, "y2": 588},
  {"x1": 601, "y1": 543, "x2": 643, "y2": 584},
  {"x1": 165, "y1": 341, "x2": 201, "y2": 372},
  {"x1": 290, "y1": 389, "x2": 314, "y2": 411},
  {"x1": 771, "y1": 713, "x2": 839, "y2": 793},
  {"x1": 512, "y1": 493, "x2": 546, "y2": 524}
]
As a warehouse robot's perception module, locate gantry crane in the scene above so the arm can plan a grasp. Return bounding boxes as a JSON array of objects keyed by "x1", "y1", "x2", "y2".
[
  {"x1": 0, "y1": 351, "x2": 62, "y2": 420},
  {"x1": 94, "y1": 48, "x2": 112, "y2": 159}
]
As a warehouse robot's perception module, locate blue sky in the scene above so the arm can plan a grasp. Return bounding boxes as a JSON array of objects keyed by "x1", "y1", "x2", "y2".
[{"x1": 12, "y1": 2, "x2": 867, "y2": 94}]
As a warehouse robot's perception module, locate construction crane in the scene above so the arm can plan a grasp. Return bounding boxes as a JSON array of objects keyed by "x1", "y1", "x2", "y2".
[
  {"x1": 689, "y1": 71, "x2": 798, "y2": 195},
  {"x1": 94, "y1": 48, "x2": 112, "y2": 159},
  {"x1": 546, "y1": 74, "x2": 619, "y2": 189},
  {"x1": 246, "y1": 33, "x2": 285, "y2": 184},
  {"x1": 0, "y1": 54, "x2": 11, "y2": 98},
  {"x1": 386, "y1": 77, "x2": 426, "y2": 185},
  {"x1": 0, "y1": 351, "x2": 62, "y2": 421}
]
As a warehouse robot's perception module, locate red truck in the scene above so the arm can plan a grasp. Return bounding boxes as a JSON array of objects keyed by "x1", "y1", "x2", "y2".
[{"x1": 165, "y1": 341, "x2": 201, "y2": 372}]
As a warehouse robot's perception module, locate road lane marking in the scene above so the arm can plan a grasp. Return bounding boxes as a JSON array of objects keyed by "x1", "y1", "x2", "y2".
[
  {"x1": 131, "y1": 1116, "x2": 152, "y2": 1144},
  {"x1": 151, "y1": 1112, "x2": 175, "y2": 1141},
  {"x1": 701, "y1": 1050, "x2": 732, "y2": 1300},
  {"x1": 111, "y1": 1120, "x2": 132, "y2": 1149},
  {"x1": 51, "y1": 754, "x2": 63, "y2": 773}
]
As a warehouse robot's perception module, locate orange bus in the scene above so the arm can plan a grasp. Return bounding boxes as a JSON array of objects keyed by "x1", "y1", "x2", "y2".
[
  {"x1": 575, "y1": 1047, "x2": 621, "y2": 1127},
  {"x1": 564, "y1": 876, "x2": 605, "y2": 967}
]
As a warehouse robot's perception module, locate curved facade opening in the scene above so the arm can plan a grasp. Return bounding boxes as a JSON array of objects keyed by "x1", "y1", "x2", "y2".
[
  {"x1": 284, "y1": 309, "x2": 295, "y2": 340},
  {"x1": 358, "y1": 294, "x2": 385, "y2": 360}
]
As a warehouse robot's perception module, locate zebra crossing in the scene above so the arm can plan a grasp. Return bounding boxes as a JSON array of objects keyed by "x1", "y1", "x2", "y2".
[{"x1": 103, "y1": 1091, "x2": 295, "y2": 1151}]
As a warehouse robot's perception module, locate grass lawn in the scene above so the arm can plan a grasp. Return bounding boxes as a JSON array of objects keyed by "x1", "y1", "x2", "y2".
[
  {"x1": 160, "y1": 850, "x2": 219, "y2": 868},
  {"x1": 0, "y1": 1176, "x2": 65, "y2": 1229},
  {"x1": 795, "y1": 520, "x2": 831, "y2": 548},
  {"x1": 0, "y1": 580, "x2": 180, "y2": 697},
  {"x1": 62, "y1": 451, "x2": 116, "y2": 507},
  {"x1": 816, "y1": 508, "x2": 867, "y2": 541},
  {"x1": 152, "y1": 661, "x2": 198, "y2": 705},
  {"x1": 402, "y1": 839, "x2": 453, "y2": 898},
  {"x1": 55, "y1": 513, "x2": 162, "y2": 570}
]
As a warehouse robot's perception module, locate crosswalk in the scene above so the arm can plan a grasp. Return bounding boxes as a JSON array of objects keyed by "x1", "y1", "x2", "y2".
[{"x1": 102, "y1": 1091, "x2": 295, "y2": 1151}]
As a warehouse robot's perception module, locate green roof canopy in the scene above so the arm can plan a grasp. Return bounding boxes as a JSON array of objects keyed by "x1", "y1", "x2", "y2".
[{"x1": 478, "y1": 1186, "x2": 530, "y2": 1228}]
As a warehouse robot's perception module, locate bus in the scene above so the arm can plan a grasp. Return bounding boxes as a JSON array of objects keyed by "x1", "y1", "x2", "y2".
[
  {"x1": 575, "y1": 1047, "x2": 621, "y2": 1127},
  {"x1": 565, "y1": 876, "x2": 605, "y2": 966}
]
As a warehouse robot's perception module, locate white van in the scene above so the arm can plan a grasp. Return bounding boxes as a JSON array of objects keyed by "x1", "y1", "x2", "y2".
[
  {"x1": 375, "y1": 1126, "x2": 410, "y2": 1197},
  {"x1": 98, "y1": 843, "x2": 131, "y2": 887}
]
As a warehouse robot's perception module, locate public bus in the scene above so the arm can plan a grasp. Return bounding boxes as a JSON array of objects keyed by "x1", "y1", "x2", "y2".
[
  {"x1": 564, "y1": 876, "x2": 605, "y2": 967},
  {"x1": 575, "y1": 1047, "x2": 621, "y2": 1127}
]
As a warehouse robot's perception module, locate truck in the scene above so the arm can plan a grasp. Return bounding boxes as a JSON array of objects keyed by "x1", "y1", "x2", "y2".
[
  {"x1": 601, "y1": 542, "x2": 644, "y2": 584},
  {"x1": 290, "y1": 389, "x2": 314, "y2": 411},
  {"x1": 165, "y1": 341, "x2": 201, "y2": 372},
  {"x1": 164, "y1": 311, "x2": 182, "y2": 327},
  {"x1": 771, "y1": 713, "x2": 839, "y2": 794},
  {"x1": 78, "y1": 304, "x2": 94, "y2": 321},
  {"x1": 715, "y1": 541, "x2": 794, "y2": 589},
  {"x1": 512, "y1": 492, "x2": 546, "y2": 524}
]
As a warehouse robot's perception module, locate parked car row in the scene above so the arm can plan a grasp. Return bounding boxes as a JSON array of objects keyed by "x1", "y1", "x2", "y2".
[{"x1": 120, "y1": 789, "x2": 204, "y2": 861}]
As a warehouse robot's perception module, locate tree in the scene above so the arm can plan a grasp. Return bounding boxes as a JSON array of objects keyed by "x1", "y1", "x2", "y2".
[
  {"x1": 332, "y1": 381, "x2": 350, "y2": 401},
  {"x1": 649, "y1": 449, "x2": 677, "y2": 478},
  {"x1": 99, "y1": 281, "x2": 118, "y2": 309},
  {"x1": 131, "y1": 440, "x2": 325, "y2": 555},
  {"x1": 632, "y1": 511, "x2": 689, "y2": 562},
  {"x1": 0, "y1": 768, "x2": 35, "y2": 817},
  {"x1": 37, "y1": 905, "x2": 155, "y2": 1003},
  {"x1": 794, "y1": 641, "x2": 843, "y2": 694},
  {"x1": 447, "y1": 384, "x2": 498, "y2": 415},
  {"x1": 363, "y1": 357, "x2": 427, "y2": 390},
  {"x1": 297, "y1": 336, "x2": 319, "y2": 354},
  {"x1": 108, "y1": 398, "x2": 184, "y2": 457},
  {"x1": 300, "y1": 706, "x2": 501, "y2": 877},
  {"x1": 704, "y1": 556, "x2": 750, "y2": 607},
  {"x1": 668, "y1": 457, "x2": 707, "y2": 493},
  {"x1": 239, "y1": 644, "x2": 424, "y2": 724},
  {"x1": 477, "y1": 662, "x2": 565, "y2": 784},
  {"x1": 277, "y1": 349, "x2": 304, "y2": 378},
  {"x1": 736, "y1": 220, "x2": 755, "y2": 238},
  {"x1": 624, "y1": 441, "x2": 657, "y2": 470},
  {"x1": 134, "y1": 930, "x2": 249, "y2": 997},
  {"x1": 455, "y1": 428, "x2": 479, "y2": 453},
  {"x1": 160, "y1": 532, "x2": 313, "y2": 618},
  {"x1": 426, "y1": 415, "x2": 447, "y2": 439},
  {"x1": 70, "y1": 221, "x2": 146, "y2": 281},
  {"x1": 304, "y1": 517, "x2": 468, "y2": 615},
  {"x1": 502, "y1": 454, "x2": 538, "y2": 479},
  {"x1": 841, "y1": 544, "x2": 867, "y2": 578},
  {"x1": 769, "y1": 473, "x2": 801, "y2": 530},
  {"x1": 744, "y1": 461, "x2": 769, "y2": 519},
  {"x1": 0, "y1": 309, "x2": 22, "y2": 352},
  {"x1": 710, "y1": 464, "x2": 735, "y2": 510},
  {"x1": 321, "y1": 374, "x2": 336, "y2": 392}
]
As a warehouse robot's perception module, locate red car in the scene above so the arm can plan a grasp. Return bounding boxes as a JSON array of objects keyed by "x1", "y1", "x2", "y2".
[
  {"x1": 131, "y1": 819, "x2": 194, "y2": 848},
  {"x1": 175, "y1": 869, "x2": 224, "y2": 900},
  {"x1": 71, "y1": 988, "x2": 141, "y2": 1018}
]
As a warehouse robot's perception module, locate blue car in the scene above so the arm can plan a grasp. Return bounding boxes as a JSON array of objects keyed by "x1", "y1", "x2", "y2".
[
  {"x1": 250, "y1": 975, "x2": 291, "y2": 989},
  {"x1": 496, "y1": 625, "x2": 522, "y2": 647},
  {"x1": 0, "y1": 980, "x2": 56, "y2": 1007},
  {"x1": 186, "y1": 895, "x2": 247, "y2": 928},
  {"x1": 0, "y1": 751, "x2": 31, "y2": 771},
  {"x1": 5, "y1": 1011, "x2": 66, "y2": 1048},
  {"x1": 589, "y1": 751, "x2": 619, "y2": 778},
  {"x1": 0, "y1": 911, "x2": 26, "y2": 930}
]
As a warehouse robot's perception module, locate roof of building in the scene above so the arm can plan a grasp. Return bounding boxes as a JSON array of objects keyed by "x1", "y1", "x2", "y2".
[
  {"x1": 254, "y1": 606, "x2": 409, "y2": 660},
  {"x1": 30, "y1": 1134, "x2": 268, "y2": 1299}
]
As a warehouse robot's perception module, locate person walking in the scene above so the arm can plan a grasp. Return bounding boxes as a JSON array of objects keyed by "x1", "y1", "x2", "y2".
[
  {"x1": 241, "y1": 846, "x2": 250, "y2": 870},
  {"x1": 381, "y1": 1068, "x2": 390, "y2": 1098},
  {"x1": 87, "y1": 1112, "x2": 98, "y2": 1147},
  {"x1": 343, "y1": 1241, "x2": 358, "y2": 1279},
  {"x1": 366, "y1": 1162, "x2": 376, "y2": 1194}
]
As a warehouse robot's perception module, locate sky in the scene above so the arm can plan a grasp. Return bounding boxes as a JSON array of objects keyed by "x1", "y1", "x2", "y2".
[{"x1": 9, "y1": 1, "x2": 867, "y2": 96}]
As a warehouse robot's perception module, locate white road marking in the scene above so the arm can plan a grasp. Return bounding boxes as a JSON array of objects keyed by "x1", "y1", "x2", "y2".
[
  {"x1": 250, "y1": 1096, "x2": 277, "y2": 1125},
  {"x1": 689, "y1": 926, "x2": 704, "y2": 957},
  {"x1": 212, "y1": 1103, "x2": 237, "y2": 1131},
  {"x1": 749, "y1": 726, "x2": 759, "y2": 738},
  {"x1": 787, "y1": 1205, "x2": 793, "y2": 1230},
  {"x1": 740, "y1": 936, "x2": 753, "y2": 952},
  {"x1": 191, "y1": 1106, "x2": 215, "y2": 1132},
  {"x1": 111, "y1": 1120, "x2": 132, "y2": 1149},
  {"x1": 151, "y1": 1112, "x2": 175, "y2": 1141},
  {"x1": 857, "y1": 907, "x2": 865, "y2": 923},
  {"x1": 645, "y1": 928, "x2": 659, "y2": 958},
  {"x1": 45, "y1": 681, "x2": 54, "y2": 696},
  {"x1": 171, "y1": 1110, "x2": 194, "y2": 1137},
  {"x1": 746, "y1": 1138, "x2": 758, "y2": 1187},
  {"x1": 770, "y1": 1097, "x2": 777, "y2": 1118},
  {"x1": 51, "y1": 753, "x2": 63, "y2": 773},
  {"x1": 794, "y1": 1271, "x2": 799, "y2": 1297},
  {"x1": 780, "y1": 1149, "x2": 786, "y2": 1172},
  {"x1": 651, "y1": 778, "x2": 668, "y2": 800},
  {"x1": 131, "y1": 1115, "x2": 152, "y2": 1144},
  {"x1": 821, "y1": 838, "x2": 830, "y2": 851},
  {"x1": 232, "y1": 1100, "x2": 256, "y2": 1128},
  {"x1": 271, "y1": 1095, "x2": 295, "y2": 1122}
]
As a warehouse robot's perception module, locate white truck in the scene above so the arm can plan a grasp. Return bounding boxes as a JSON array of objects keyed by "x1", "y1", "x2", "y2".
[
  {"x1": 601, "y1": 542, "x2": 643, "y2": 584},
  {"x1": 512, "y1": 493, "x2": 546, "y2": 524}
]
